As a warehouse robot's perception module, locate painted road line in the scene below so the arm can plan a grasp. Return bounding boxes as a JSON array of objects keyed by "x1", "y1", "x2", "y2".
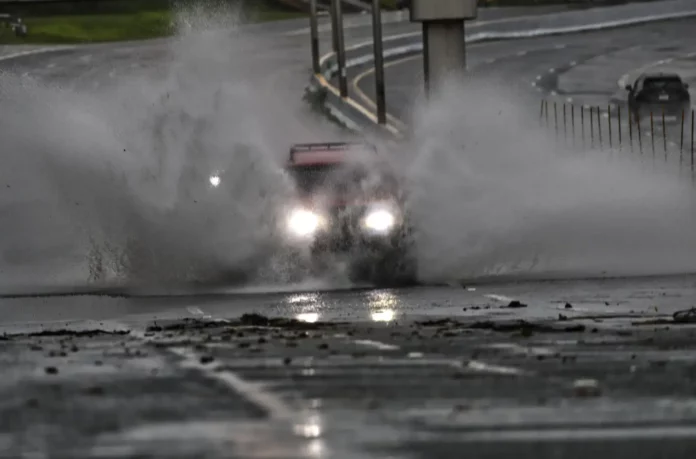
[
  {"x1": 170, "y1": 346, "x2": 296, "y2": 420},
  {"x1": 286, "y1": 12, "x2": 537, "y2": 38},
  {"x1": 484, "y1": 294, "x2": 517, "y2": 303},
  {"x1": 353, "y1": 339, "x2": 400, "y2": 351},
  {"x1": 449, "y1": 425, "x2": 696, "y2": 442},
  {"x1": 315, "y1": 73, "x2": 403, "y2": 137},
  {"x1": 485, "y1": 342, "x2": 556, "y2": 357},
  {"x1": 319, "y1": 8, "x2": 696, "y2": 73},
  {"x1": 0, "y1": 46, "x2": 75, "y2": 64},
  {"x1": 618, "y1": 50, "x2": 696, "y2": 89},
  {"x1": 463, "y1": 360, "x2": 529, "y2": 376},
  {"x1": 350, "y1": 55, "x2": 417, "y2": 131}
]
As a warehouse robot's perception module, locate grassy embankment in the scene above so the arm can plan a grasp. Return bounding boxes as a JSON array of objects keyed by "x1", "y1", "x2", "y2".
[{"x1": 0, "y1": 0, "x2": 308, "y2": 44}]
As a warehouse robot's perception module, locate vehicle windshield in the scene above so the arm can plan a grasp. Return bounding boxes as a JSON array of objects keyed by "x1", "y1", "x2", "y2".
[{"x1": 643, "y1": 77, "x2": 684, "y2": 91}]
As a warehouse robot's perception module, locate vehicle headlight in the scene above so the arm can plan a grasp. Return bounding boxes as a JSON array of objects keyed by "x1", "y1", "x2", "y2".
[
  {"x1": 364, "y1": 209, "x2": 396, "y2": 232},
  {"x1": 287, "y1": 209, "x2": 321, "y2": 237},
  {"x1": 209, "y1": 175, "x2": 221, "y2": 188}
]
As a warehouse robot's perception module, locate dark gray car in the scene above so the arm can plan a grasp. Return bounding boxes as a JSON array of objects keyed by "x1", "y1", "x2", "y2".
[{"x1": 625, "y1": 72, "x2": 691, "y2": 124}]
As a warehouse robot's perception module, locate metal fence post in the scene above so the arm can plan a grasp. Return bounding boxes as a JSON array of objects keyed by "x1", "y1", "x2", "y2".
[
  {"x1": 589, "y1": 106, "x2": 594, "y2": 149},
  {"x1": 554, "y1": 102, "x2": 558, "y2": 142},
  {"x1": 563, "y1": 103, "x2": 568, "y2": 147},
  {"x1": 637, "y1": 115, "x2": 643, "y2": 156},
  {"x1": 371, "y1": 0, "x2": 387, "y2": 125},
  {"x1": 650, "y1": 111, "x2": 655, "y2": 162},
  {"x1": 332, "y1": 0, "x2": 348, "y2": 97},
  {"x1": 608, "y1": 105, "x2": 613, "y2": 151},
  {"x1": 680, "y1": 109, "x2": 685, "y2": 172},
  {"x1": 309, "y1": 0, "x2": 320, "y2": 75},
  {"x1": 691, "y1": 109, "x2": 694, "y2": 180},
  {"x1": 596, "y1": 106, "x2": 603, "y2": 151},
  {"x1": 617, "y1": 106, "x2": 623, "y2": 152},
  {"x1": 581, "y1": 106, "x2": 585, "y2": 150},
  {"x1": 662, "y1": 110, "x2": 667, "y2": 162},
  {"x1": 571, "y1": 104, "x2": 576, "y2": 150},
  {"x1": 539, "y1": 99, "x2": 545, "y2": 126}
]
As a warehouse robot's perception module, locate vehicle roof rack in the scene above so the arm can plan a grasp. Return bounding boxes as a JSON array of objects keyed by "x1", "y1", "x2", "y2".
[{"x1": 288, "y1": 142, "x2": 377, "y2": 163}]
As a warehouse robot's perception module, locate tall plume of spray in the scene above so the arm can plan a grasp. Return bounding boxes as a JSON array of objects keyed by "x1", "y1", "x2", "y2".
[
  {"x1": 401, "y1": 77, "x2": 696, "y2": 283},
  {"x1": 0, "y1": 1, "x2": 336, "y2": 291}
]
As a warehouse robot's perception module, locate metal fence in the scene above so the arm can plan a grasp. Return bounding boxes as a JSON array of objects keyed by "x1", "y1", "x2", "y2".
[{"x1": 539, "y1": 99, "x2": 696, "y2": 180}]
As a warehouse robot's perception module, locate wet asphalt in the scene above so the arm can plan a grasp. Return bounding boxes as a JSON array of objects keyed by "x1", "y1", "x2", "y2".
[{"x1": 3, "y1": 8, "x2": 696, "y2": 459}]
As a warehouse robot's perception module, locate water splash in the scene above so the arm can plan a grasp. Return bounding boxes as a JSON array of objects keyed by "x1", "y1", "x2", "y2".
[
  {"x1": 400, "y1": 77, "x2": 696, "y2": 283},
  {"x1": 0, "y1": 4, "x2": 350, "y2": 291}
]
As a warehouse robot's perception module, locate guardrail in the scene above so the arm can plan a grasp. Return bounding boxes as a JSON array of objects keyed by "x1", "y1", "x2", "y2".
[{"x1": 540, "y1": 99, "x2": 696, "y2": 180}]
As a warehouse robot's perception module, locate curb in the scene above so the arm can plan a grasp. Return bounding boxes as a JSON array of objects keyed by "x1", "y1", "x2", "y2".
[{"x1": 307, "y1": 7, "x2": 696, "y2": 138}]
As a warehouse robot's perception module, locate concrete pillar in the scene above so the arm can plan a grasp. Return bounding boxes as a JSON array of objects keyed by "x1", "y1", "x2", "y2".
[{"x1": 410, "y1": 0, "x2": 477, "y2": 97}]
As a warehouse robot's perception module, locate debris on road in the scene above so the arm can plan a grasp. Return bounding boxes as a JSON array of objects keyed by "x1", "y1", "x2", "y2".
[
  {"x1": 573, "y1": 378, "x2": 602, "y2": 397},
  {"x1": 673, "y1": 307, "x2": 696, "y2": 323},
  {"x1": 506, "y1": 300, "x2": 528, "y2": 309}
]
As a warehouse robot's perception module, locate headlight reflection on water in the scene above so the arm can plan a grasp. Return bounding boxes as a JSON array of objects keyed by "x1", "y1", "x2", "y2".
[
  {"x1": 296, "y1": 312, "x2": 319, "y2": 323},
  {"x1": 368, "y1": 290, "x2": 398, "y2": 322}
]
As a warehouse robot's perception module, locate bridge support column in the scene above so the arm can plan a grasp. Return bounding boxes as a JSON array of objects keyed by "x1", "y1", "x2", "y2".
[{"x1": 410, "y1": 0, "x2": 478, "y2": 97}]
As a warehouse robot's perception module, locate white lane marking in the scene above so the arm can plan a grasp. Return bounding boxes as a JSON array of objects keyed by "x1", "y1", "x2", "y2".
[
  {"x1": 353, "y1": 339, "x2": 400, "y2": 351},
  {"x1": 450, "y1": 426, "x2": 696, "y2": 442},
  {"x1": 0, "y1": 46, "x2": 75, "y2": 64},
  {"x1": 464, "y1": 360, "x2": 528, "y2": 376},
  {"x1": 484, "y1": 294, "x2": 517, "y2": 303},
  {"x1": 484, "y1": 58, "x2": 496, "y2": 64},
  {"x1": 186, "y1": 306, "x2": 212, "y2": 320},
  {"x1": 169, "y1": 346, "x2": 295, "y2": 420},
  {"x1": 486, "y1": 343, "x2": 556, "y2": 357},
  {"x1": 618, "y1": 51, "x2": 696, "y2": 89},
  {"x1": 46, "y1": 63, "x2": 56, "y2": 69},
  {"x1": 555, "y1": 44, "x2": 567, "y2": 49},
  {"x1": 516, "y1": 50, "x2": 528, "y2": 56},
  {"x1": 549, "y1": 68, "x2": 556, "y2": 73}
]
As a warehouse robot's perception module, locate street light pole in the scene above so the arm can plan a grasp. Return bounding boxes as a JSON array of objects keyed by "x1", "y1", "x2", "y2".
[
  {"x1": 330, "y1": 0, "x2": 339, "y2": 54},
  {"x1": 332, "y1": 0, "x2": 348, "y2": 97},
  {"x1": 410, "y1": 0, "x2": 478, "y2": 98},
  {"x1": 309, "y1": 0, "x2": 320, "y2": 75},
  {"x1": 371, "y1": 0, "x2": 386, "y2": 124}
]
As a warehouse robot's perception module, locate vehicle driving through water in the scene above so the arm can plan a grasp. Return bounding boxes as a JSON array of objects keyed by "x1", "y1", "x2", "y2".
[{"x1": 277, "y1": 142, "x2": 418, "y2": 286}]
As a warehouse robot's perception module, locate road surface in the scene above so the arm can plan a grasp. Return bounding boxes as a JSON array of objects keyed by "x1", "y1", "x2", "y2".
[{"x1": 350, "y1": 17, "x2": 696, "y2": 126}]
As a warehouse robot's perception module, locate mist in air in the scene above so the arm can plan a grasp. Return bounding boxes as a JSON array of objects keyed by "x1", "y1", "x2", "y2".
[
  {"x1": 401, "y1": 77, "x2": 696, "y2": 283},
  {"x1": 2, "y1": 2, "x2": 695, "y2": 293},
  {"x1": 0, "y1": 3, "x2": 353, "y2": 292}
]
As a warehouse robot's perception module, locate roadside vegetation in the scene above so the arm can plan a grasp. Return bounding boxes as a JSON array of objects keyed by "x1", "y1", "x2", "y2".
[
  {"x1": 0, "y1": 0, "x2": 306, "y2": 45},
  {"x1": 0, "y1": 0, "x2": 656, "y2": 44}
]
